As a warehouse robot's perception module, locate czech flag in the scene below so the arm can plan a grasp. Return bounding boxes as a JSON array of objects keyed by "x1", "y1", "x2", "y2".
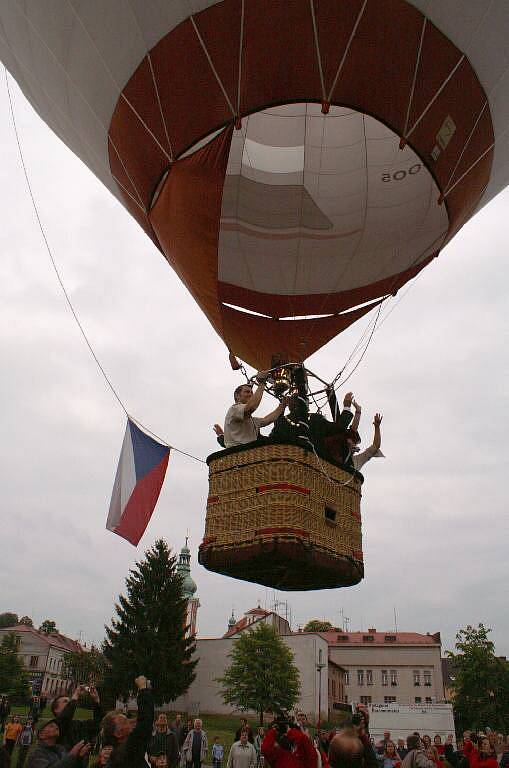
[{"x1": 106, "y1": 418, "x2": 170, "y2": 545}]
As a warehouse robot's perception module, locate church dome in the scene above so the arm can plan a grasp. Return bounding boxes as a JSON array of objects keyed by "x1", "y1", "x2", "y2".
[{"x1": 177, "y1": 540, "x2": 198, "y2": 598}]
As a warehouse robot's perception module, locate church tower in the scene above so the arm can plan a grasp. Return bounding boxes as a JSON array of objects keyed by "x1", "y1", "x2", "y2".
[{"x1": 177, "y1": 539, "x2": 200, "y2": 637}]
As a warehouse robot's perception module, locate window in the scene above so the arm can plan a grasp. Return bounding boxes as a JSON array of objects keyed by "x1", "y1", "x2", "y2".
[
  {"x1": 425, "y1": 697, "x2": 432, "y2": 704},
  {"x1": 382, "y1": 670, "x2": 388, "y2": 686},
  {"x1": 385, "y1": 635, "x2": 397, "y2": 642},
  {"x1": 424, "y1": 671, "x2": 432, "y2": 686},
  {"x1": 30, "y1": 656, "x2": 39, "y2": 668},
  {"x1": 415, "y1": 697, "x2": 422, "y2": 704},
  {"x1": 390, "y1": 670, "x2": 398, "y2": 686},
  {"x1": 384, "y1": 696, "x2": 396, "y2": 703},
  {"x1": 363, "y1": 635, "x2": 374, "y2": 642},
  {"x1": 360, "y1": 696, "x2": 372, "y2": 704},
  {"x1": 344, "y1": 695, "x2": 348, "y2": 703},
  {"x1": 413, "y1": 670, "x2": 421, "y2": 686},
  {"x1": 344, "y1": 670, "x2": 350, "y2": 685},
  {"x1": 337, "y1": 635, "x2": 350, "y2": 642},
  {"x1": 366, "y1": 670, "x2": 373, "y2": 686},
  {"x1": 332, "y1": 679, "x2": 336, "y2": 697},
  {"x1": 325, "y1": 506, "x2": 336, "y2": 521},
  {"x1": 357, "y1": 670, "x2": 364, "y2": 686}
]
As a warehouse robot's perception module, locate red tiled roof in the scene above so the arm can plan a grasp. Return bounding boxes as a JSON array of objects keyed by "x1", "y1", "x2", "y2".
[
  {"x1": 317, "y1": 631, "x2": 441, "y2": 645},
  {"x1": 0, "y1": 624, "x2": 84, "y2": 651}
]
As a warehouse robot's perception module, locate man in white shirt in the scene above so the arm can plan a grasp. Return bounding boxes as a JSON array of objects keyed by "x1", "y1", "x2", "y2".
[
  {"x1": 227, "y1": 730, "x2": 257, "y2": 768},
  {"x1": 223, "y1": 374, "x2": 286, "y2": 448}
]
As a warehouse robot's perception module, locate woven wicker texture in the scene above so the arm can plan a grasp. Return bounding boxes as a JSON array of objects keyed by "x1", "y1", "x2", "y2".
[{"x1": 204, "y1": 444, "x2": 362, "y2": 557}]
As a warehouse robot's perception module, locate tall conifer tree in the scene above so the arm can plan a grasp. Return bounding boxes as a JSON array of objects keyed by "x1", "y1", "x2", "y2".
[{"x1": 103, "y1": 539, "x2": 197, "y2": 705}]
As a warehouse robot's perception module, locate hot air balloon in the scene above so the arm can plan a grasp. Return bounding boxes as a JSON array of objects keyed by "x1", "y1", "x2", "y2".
[{"x1": 1, "y1": 0, "x2": 507, "y2": 589}]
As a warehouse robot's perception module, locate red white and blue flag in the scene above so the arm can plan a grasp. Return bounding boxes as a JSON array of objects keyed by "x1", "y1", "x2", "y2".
[{"x1": 106, "y1": 418, "x2": 170, "y2": 546}]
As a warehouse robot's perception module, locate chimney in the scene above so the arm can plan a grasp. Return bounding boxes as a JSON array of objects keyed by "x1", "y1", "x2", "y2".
[{"x1": 368, "y1": 628, "x2": 376, "y2": 633}]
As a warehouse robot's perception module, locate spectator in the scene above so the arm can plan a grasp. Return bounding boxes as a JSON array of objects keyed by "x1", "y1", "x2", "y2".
[
  {"x1": 29, "y1": 697, "x2": 40, "y2": 725},
  {"x1": 212, "y1": 736, "x2": 224, "y2": 768},
  {"x1": 463, "y1": 737, "x2": 498, "y2": 768},
  {"x1": 181, "y1": 719, "x2": 208, "y2": 768},
  {"x1": 16, "y1": 718, "x2": 34, "y2": 768},
  {"x1": 397, "y1": 740, "x2": 408, "y2": 760},
  {"x1": 223, "y1": 376, "x2": 285, "y2": 449},
  {"x1": 262, "y1": 721, "x2": 317, "y2": 768},
  {"x1": 377, "y1": 733, "x2": 392, "y2": 756},
  {"x1": 433, "y1": 736, "x2": 445, "y2": 760},
  {"x1": 172, "y1": 714, "x2": 186, "y2": 750},
  {"x1": 499, "y1": 737, "x2": 509, "y2": 768},
  {"x1": 329, "y1": 728, "x2": 376, "y2": 768},
  {"x1": 51, "y1": 685, "x2": 103, "y2": 750},
  {"x1": 3, "y1": 716, "x2": 22, "y2": 755},
  {"x1": 401, "y1": 735, "x2": 436, "y2": 768},
  {"x1": 255, "y1": 728, "x2": 265, "y2": 768},
  {"x1": 424, "y1": 746, "x2": 440, "y2": 767},
  {"x1": 296, "y1": 716, "x2": 310, "y2": 738},
  {"x1": 154, "y1": 757, "x2": 168, "y2": 768},
  {"x1": 379, "y1": 742, "x2": 401, "y2": 768},
  {"x1": 422, "y1": 737, "x2": 432, "y2": 751},
  {"x1": 100, "y1": 675, "x2": 154, "y2": 767},
  {"x1": 228, "y1": 730, "x2": 257, "y2": 768},
  {"x1": 235, "y1": 720, "x2": 255, "y2": 745},
  {"x1": 26, "y1": 720, "x2": 90, "y2": 768},
  {"x1": 149, "y1": 714, "x2": 179, "y2": 768}
]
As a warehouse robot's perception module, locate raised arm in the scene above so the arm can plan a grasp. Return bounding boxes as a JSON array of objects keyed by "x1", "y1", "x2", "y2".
[
  {"x1": 327, "y1": 388, "x2": 354, "y2": 429},
  {"x1": 372, "y1": 413, "x2": 382, "y2": 451},
  {"x1": 351, "y1": 399, "x2": 362, "y2": 432},
  {"x1": 257, "y1": 399, "x2": 286, "y2": 427},
  {"x1": 244, "y1": 373, "x2": 268, "y2": 416}
]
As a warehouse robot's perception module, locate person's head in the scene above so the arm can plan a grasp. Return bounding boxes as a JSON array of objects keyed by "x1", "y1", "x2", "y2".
[
  {"x1": 345, "y1": 428, "x2": 361, "y2": 453},
  {"x1": 407, "y1": 735, "x2": 422, "y2": 751},
  {"x1": 234, "y1": 385, "x2": 253, "y2": 404},
  {"x1": 12, "y1": 716, "x2": 19, "y2": 724},
  {"x1": 98, "y1": 746, "x2": 113, "y2": 766},
  {"x1": 426, "y1": 747, "x2": 439, "y2": 761},
  {"x1": 102, "y1": 710, "x2": 135, "y2": 744},
  {"x1": 240, "y1": 729, "x2": 249, "y2": 745},
  {"x1": 397, "y1": 740, "x2": 405, "y2": 749},
  {"x1": 258, "y1": 727, "x2": 265, "y2": 737},
  {"x1": 214, "y1": 737, "x2": 220, "y2": 744},
  {"x1": 187, "y1": 718, "x2": 193, "y2": 728},
  {"x1": 298, "y1": 713, "x2": 308, "y2": 725},
  {"x1": 37, "y1": 720, "x2": 60, "y2": 747},
  {"x1": 329, "y1": 729, "x2": 365, "y2": 768},
  {"x1": 434, "y1": 736, "x2": 442, "y2": 746},
  {"x1": 25, "y1": 719, "x2": 33, "y2": 729},
  {"x1": 175, "y1": 714, "x2": 182, "y2": 724},
  {"x1": 384, "y1": 732, "x2": 391, "y2": 742},
  {"x1": 51, "y1": 695, "x2": 69, "y2": 718},
  {"x1": 194, "y1": 719, "x2": 202, "y2": 732},
  {"x1": 479, "y1": 738, "x2": 491, "y2": 755},
  {"x1": 156, "y1": 713, "x2": 168, "y2": 732},
  {"x1": 385, "y1": 742, "x2": 397, "y2": 758},
  {"x1": 422, "y1": 735, "x2": 432, "y2": 748},
  {"x1": 154, "y1": 755, "x2": 168, "y2": 768}
]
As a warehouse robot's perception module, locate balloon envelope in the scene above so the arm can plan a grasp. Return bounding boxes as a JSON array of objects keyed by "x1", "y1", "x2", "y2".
[{"x1": 1, "y1": 0, "x2": 507, "y2": 368}]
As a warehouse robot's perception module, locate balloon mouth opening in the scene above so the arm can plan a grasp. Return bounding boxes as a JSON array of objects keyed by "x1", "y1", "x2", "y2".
[{"x1": 169, "y1": 102, "x2": 448, "y2": 314}]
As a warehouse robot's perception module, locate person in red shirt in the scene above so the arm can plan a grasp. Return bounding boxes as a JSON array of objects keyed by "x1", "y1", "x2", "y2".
[
  {"x1": 463, "y1": 738, "x2": 498, "y2": 768},
  {"x1": 262, "y1": 721, "x2": 316, "y2": 768}
]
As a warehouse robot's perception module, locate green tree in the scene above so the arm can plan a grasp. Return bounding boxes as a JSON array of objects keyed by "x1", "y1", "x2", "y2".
[
  {"x1": 0, "y1": 612, "x2": 18, "y2": 628},
  {"x1": 303, "y1": 620, "x2": 337, "y2": 632},
  {"x1": 217, "y1": 622, "x2": 300, "y2": 725},
  {"x1": 19, "y1": 616, "x2": 33, "y2": 626},
  {"x1": 62, "y1": 646, "x2": 106, "y2": 688},
  {"x1": 447, "y1": 623, "x2": 509, "y2": 732},
  {"x1": 103, "y1": 539, "x2": 197, "y2": 705},
  {"x1": 39, "y1": 620, "x2": 57, "y2": 634},
  {"x1": 0, "y1": 633, "x2": 30, "y2": 699}
]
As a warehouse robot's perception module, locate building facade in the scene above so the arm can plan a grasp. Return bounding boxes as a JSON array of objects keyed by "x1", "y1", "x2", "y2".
[
  {"x1": 322, "y1": 629, "x2": 444, "y2": 705},
  {"x1": 0, "y1": 625, "x2": 81, "y2": 696}
]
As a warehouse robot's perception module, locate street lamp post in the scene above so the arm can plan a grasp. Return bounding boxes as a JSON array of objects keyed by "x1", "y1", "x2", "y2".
[{"x1": 316, "y1": 660, "x2": 325, "y2": 730}]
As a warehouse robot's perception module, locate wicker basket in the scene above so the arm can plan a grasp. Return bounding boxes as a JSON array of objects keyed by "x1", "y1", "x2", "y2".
[{"x1": 198, "y1": 442, "x2": 364, "y2": 590}]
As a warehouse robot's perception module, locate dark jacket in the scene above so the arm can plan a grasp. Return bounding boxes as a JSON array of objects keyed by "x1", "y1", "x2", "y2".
[
  {"x1": 55, "y1": 699, "x2": 104, "y2": 751},
  {"x1": 109, "y1": 688, "x2": 154, "y2": 768},
  {"x1": 26, "y1": 743, "x2": 77, "y2": 768},
  {"x1": 149, "y1": 730, "x2": 179, "y2": 767}
]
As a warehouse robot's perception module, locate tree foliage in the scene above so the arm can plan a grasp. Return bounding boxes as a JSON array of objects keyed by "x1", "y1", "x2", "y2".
[
  {"x1": 217, "y1": 622, "x2": 301, "y2": 725},
  {"x1": 62, "y1": 646, "x2": 106, "y2": 688},
  {"x1": 102, "y1": 539, "x2": 197, "y2": 705},
  {"x1": 0, "y1": 633, "x2": 30, "y2": 699},
  {"x1": 19, "y1": 616, "x2": 33, "y2": 627},
  {"x1": 39, "y1": 620, "x2": 57, "y2": 634},
  {"x1": 303, "y1": 620, "x2": 337, "y2": 632},
  {"x1": 447, "y1": 623, "x2": 509, "y2": 732},
  {"x1": 0, "y1": 612, "x2": 18, "y2": 629}
]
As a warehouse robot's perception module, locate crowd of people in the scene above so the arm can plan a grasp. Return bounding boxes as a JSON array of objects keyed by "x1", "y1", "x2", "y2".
[
  {"x1": 214, "y1": 373, "x2": 383, "y2": 473},
  {"x1": 1, "y1": 687, "x2": 508, "y2": 768}
]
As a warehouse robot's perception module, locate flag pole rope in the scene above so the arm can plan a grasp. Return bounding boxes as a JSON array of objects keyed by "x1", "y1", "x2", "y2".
[{"x1": 5, "y1": 68, "x2": 205, "y2": 465}]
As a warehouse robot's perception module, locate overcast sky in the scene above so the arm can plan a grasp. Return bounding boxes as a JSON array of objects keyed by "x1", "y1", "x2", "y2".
[{"x1": 1, "y1": 77, "x2": 508, "y2": 659}]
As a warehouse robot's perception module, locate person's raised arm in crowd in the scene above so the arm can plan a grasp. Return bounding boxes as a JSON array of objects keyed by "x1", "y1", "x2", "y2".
[
  {"x1": 123, "y1": 676, "x2": 154, "y2": 766},
  {"x1": 256, "y1": 397, "x2": 287, "y2": 428},
  {"x1": 326, "y1": 389, "x2": 356, "y2": 431},
  {"x1": 244, "y1": 374, "x2": 269, "y2": 417}
]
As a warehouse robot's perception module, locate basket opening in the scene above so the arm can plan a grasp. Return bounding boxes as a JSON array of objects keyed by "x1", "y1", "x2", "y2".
[{"x1": 325, "y1": 506, "x2": 337, "y2": 522}]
